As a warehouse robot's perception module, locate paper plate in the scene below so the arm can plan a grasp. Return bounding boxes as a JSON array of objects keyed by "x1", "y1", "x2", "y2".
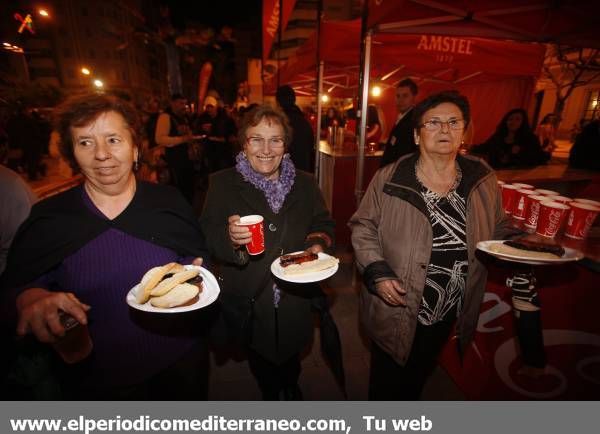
[
  {"x1": 476, "y1": 240, "x2": 584, "y2": 266},
  {"x1": 126, "y1": 265, "x2": 220, "y2": 313},
  {"x1": 271, "y1": 251, "x2": 339, "y2": 283}
]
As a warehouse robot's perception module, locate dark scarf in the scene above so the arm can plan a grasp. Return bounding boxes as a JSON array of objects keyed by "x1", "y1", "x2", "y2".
[{"x1": 0, "y1": 181, "x2": 208, "y2": 289}]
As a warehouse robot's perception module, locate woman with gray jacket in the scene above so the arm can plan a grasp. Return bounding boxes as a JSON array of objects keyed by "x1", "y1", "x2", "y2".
[{"x1": 349, "y1": 91, "x2": 511, "y2": 400}]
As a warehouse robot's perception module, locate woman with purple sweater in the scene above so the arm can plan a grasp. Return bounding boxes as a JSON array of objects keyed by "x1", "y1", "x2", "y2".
[{"x1": 1, "y1": 94, "x2": 211, "y2": 399}]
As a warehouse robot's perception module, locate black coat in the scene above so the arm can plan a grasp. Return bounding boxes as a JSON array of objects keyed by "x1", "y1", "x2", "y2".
[
  {"x1": 471, "y1": 132, "x2": 547, "y2": 168},
  {"x1": 380, "y1": 108, "x2": 416, "y2": 167},
  {"x1": 201, "y1": 167, "x2": 335, "y2": 363},
  {"x1": 283, "y1": 105, "x2": 315, "y2": 173}
]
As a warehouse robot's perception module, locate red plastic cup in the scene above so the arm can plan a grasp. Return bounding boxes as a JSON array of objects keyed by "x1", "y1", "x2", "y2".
[
  {"x1": 524, "y1": 194, "x2": 546, "y2": 229},
  {"x1": 535, "y1": 189, "x2": 559, "y2": 197},
  {"x1": 512, "y1": 189, "x2": 536, "y2": 219},
  {"x1": 500, "y1": 184, "x2": 520, "y2": 215},
  {"x1": 236, "y1": 215, "x2": 265, "y2": 255},
  {"x1": 500, "y1": 184, "x2": 519, "y2": 215},
  {"x1": 573, "y1": 198, "x2": 600, "y2": 207},
  {"x1": 536, "y1": 201, "x2": 570, "y2": 238},
  {"x1": 564, "y1": 202, "x2": 600, "y2": 239},
  {"x1": 512, "y1": 182, "x2": 534, "y2": 190},
  {"x1": 548, "y1": 195, "x2": 572, "y2": 205}
]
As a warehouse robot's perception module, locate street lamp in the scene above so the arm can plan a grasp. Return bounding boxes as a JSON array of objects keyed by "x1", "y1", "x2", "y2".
[
  {"x1": 93, "y1": 79, "x2": 104, "y2": 88},
  {"x1": 38, "y1": 9, "x2": 50, "y2": 17},
  {"x1": 81, "y1": 67, "x2": 91, "y2": 75},
  {"x1": 321, "y1": 94, "x2": 330, "y2": 103}
]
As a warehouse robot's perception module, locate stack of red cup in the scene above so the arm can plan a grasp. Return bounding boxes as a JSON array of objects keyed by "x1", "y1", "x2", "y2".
[
  {"x1": 500, "y1": 182, "x2": 599, "y2": 240},
  {"x1": 564, "y1": 199, "x2": 600, "y2": 240}
]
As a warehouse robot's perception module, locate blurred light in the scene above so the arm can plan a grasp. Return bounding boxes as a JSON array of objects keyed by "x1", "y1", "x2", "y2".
[
  {"x1": 2, "y1": 42, "x2": 24, "y2": 53},
  {"x1": 321, "y1": 94, "x2": 329, "y2": 103},
  {"x1": 38, "y1": 9, "x2": 49, "y2": 17},
  {"x1": 93, "y1": 79, "x2": 104, "y2": 88},
  {"x1": 371, "y1": 85, "x2": 382, "y2": 97},
  {"x1": 81, "y1": 67, "x2": 91, "y2": 75}
]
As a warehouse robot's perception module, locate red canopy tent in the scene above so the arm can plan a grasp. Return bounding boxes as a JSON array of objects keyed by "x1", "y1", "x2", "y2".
[
  {"x1": 275, "y1": 19, "x2": 545, "y2": 144},
  {"x1": 354, "y1": 0, "x2": 600, "y2": 197},
  {"x1": 367, "y1": 0, "x2": 600, "y2": 49}
]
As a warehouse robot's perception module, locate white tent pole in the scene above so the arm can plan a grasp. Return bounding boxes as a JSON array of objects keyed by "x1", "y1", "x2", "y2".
[
  {"x1": 315, "y1": 60, "x2": 324, "y2": 186},
  {"x1": 355, "y1": 30, "x2": 372, "y2": 206}
]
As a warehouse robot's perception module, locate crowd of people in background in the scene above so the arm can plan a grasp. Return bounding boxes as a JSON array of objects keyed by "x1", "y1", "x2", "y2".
[{"x1": 2, "y1": 81, "x2": 598, "y2": 202}]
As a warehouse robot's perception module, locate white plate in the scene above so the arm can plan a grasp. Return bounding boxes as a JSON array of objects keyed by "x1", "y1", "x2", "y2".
[
  {"x1": 476, "y1": 240, "x2": 584, "y2": 266},
  {"x1": 126, "y1": 265, "x2": 220, "y2": 313},
  {"x1": 271, "y1": 251, "x2": 339, "y2": 283}
]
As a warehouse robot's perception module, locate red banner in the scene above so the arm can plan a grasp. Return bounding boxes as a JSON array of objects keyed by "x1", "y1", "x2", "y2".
[{"x1": 262, "y1": 0, "x2": 296, "y2": 65}]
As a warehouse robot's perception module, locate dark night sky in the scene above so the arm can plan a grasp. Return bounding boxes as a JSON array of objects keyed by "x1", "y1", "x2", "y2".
[{"x1": 165, "y1": 0, "x2": 262, "y2": 31}]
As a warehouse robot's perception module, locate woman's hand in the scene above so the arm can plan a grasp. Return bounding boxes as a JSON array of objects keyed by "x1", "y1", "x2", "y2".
[
  {"x1": 375, "y1": 279, "x2": 407, "y2": 306},
  {"x1": 306, "y1": 244, "x2": 324, "y2": 254},
  {"x1": 227, "y1": 215, "x2": 252, "y2": 248},
  {"x1": 192, "y1": 257, "x2": 203, "y2": 267},
  {"x1": 16, "y1": 288, "x2": 90, "y2": 343}
]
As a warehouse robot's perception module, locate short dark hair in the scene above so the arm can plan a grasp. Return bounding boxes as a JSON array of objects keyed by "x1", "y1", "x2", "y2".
[
  {"x1": 412, "y1": 90, "x2": 470, "y2": 130},
  {"x1": 53, "y1": 93, "x2": 143, "y2": 171},
  {"x1": 237, "y1": 104, "x2": 292, "y2": 150},
  {"x1": 397, "y1": 78, "x2": 418, "y2": 95},
  {"x1": 276, "y1": 85, "x2": 296, "y2": 108}
]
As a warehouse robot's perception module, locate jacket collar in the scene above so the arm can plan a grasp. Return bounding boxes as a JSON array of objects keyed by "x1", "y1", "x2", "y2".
[
  {"x1": 384, "y1": 152, "x2": 493, "y2": 210},
  {"x1": 388, "y1": 152, "x2": 491, "y2": 191}
]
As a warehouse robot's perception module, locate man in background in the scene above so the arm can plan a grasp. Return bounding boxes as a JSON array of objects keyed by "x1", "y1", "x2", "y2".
[
  {"x1": 194, "y1": 95, "x2": 236, "y2": 172},
  {"x1": 276, "y1": 85, "x2": 315, "y2": 173},
  {"x1": 380, "y1": 78, "x2": 418, "y2": 167},
  {"x1": 155, "y1": 94, "x2": 195, "y2": 202}
]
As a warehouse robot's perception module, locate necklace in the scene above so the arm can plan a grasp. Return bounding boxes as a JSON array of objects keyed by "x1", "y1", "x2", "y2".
[{"x1": 416, "y1": 159, "x2": 460, "y2": 197}]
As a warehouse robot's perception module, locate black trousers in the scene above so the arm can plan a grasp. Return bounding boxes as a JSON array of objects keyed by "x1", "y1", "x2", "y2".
[
  {"x1": 369, "y1": 320, "x2": 454, "y2": 400},
  {"x1": 247, "y1": 349, "x2": 302, "y2": 400}
]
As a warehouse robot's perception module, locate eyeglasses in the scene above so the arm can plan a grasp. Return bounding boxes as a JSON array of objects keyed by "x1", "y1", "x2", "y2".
[
  {"x1": 246, "y1": 136, "x2": 285, "y2": 148},
  {"x1": 419, "y1": 119, "x2": 465, "y2": 131}
]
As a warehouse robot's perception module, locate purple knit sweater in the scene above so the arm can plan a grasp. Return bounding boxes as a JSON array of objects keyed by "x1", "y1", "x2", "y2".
[{"x1": 29, "y1": 188, "x2": 199, "y2": 390}]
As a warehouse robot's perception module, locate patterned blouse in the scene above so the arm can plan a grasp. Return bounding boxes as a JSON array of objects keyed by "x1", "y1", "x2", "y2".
[{"x1": 416, "y1": 165, "x2": 468, "y2": 325}]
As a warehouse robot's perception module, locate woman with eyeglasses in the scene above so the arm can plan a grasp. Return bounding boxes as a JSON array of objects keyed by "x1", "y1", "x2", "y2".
[
  {"x1": 201, "y1": 105, "x2": 335, "y2": 400},
  {"x1": 349, "y1": 91, "x2": 511, "y2": 399}
]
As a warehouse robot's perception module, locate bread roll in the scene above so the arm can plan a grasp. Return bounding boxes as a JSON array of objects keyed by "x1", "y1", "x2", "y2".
[
  {"x1": 136, "y1": 262, "x2": 179, "y2": 303},
  {"x1": 150, "y1": 283, "x2": 200, "y2": 308},
  {"x1": 489, "y1": 243, "x2": 561, "y2": 260},
  {"x1": 282, "y1": 257, "x2": 339, "y2": 275},
  {"x1": 150, "y1": 269, "x2": 200, "y2": 296}
]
